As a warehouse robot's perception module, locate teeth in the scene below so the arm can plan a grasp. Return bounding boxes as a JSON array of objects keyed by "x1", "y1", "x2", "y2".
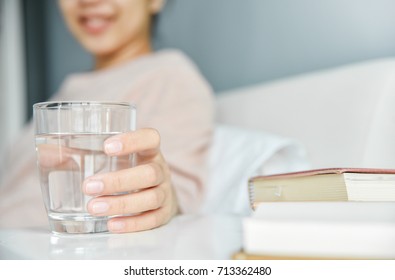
[{"x1": 85, "y1": 18, "x2": 107, "y2": 29}]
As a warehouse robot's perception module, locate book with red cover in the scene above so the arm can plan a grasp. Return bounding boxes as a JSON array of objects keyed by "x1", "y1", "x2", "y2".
[{"x1": 248, "y1": 168, "x2": 395, "y2": 209}]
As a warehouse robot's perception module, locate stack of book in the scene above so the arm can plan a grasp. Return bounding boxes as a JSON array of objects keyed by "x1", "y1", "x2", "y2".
[{"x1": 236, "y1": 168, "x2": 395, "y2": 259}]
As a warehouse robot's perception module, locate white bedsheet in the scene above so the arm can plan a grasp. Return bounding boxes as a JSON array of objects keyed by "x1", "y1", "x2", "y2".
[{"x1": 200, "y1": 124, "x2": 309, "y2": 215}]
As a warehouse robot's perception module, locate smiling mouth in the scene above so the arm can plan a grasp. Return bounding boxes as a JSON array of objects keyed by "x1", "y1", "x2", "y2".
[{"x1": 79, "y1": 16, "x2": 112, "y2": 35}]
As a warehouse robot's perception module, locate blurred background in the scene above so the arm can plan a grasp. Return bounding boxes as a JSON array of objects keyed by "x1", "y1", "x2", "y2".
[{"x1": 1, "y1": 0, "x2": 395, "y2": 158}]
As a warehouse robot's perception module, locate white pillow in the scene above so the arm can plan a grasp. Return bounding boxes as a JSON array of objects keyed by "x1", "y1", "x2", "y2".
[{"x1": 200, "y1": 124, "x2": 309, "y2": 215}]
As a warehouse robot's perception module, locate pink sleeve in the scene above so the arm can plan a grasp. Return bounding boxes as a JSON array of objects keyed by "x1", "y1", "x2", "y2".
[{"x1": 133, "y1": 59, "x2": 215, "y2": 213}]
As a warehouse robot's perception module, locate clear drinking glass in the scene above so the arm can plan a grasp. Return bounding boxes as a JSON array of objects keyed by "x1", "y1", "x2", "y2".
[{"x1": 33, "y1": 101, "x2": 136, "y2": 234}]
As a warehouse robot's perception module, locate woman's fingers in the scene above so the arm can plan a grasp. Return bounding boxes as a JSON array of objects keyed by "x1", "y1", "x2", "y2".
[
  {"x1": 80, "y1": 128, "x2": 178, "y2": 233},
  {"x1": 83, "y1": 162, "x2": 164, "y2": 195},
  {"x1": 107, "y1": 206, "x2": 173, "y2": 233},
  {"x1": 87, "y1": 186, "x2": 166, "y2": 216},
  {"x1": 103, "y1": 128, "x2": 161, "y2": 157}
]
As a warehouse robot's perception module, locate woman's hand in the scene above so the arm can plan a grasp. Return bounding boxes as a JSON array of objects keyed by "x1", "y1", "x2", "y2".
[{"x1": 82, "y1": 128, "x2": 179, "y2": 233}]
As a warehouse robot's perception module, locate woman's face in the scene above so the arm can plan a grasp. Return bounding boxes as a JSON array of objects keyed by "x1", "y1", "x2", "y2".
[{"x1": 58, "y1": 0, "x2": 162, "y2": 58}]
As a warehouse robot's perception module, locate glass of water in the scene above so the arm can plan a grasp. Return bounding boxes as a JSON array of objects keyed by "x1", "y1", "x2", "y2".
[{"x1": 33, "y1": 101, "x2": 136, "y2": 234}]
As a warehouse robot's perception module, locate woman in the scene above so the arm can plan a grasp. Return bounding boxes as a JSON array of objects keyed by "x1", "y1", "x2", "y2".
[{"x1": 0, "y1": 0, "x2": 214, "y2": 233}]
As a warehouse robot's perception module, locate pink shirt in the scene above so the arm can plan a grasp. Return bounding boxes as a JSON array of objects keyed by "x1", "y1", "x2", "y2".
[{"x1": 0, "y1": 50, "x2": 215, "y2": 229}]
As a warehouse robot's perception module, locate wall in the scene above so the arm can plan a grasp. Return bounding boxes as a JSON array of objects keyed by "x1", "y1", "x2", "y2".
[{"x1": 45, "y1": 0, "x2": 395, "y2": 95}]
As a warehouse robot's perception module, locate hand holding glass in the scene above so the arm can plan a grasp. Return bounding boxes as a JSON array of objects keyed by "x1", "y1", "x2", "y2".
[{"x1": 34, "y1": 102, "x2": 136, "y2": 234}]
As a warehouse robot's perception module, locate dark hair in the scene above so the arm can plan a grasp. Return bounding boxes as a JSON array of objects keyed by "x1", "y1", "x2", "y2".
[
  {"x1": 150, "y1": 0, "x2": 173, "y2": 38},
  {"x1": 150, "y1": 13, "x2": 159, "y2": 36}
]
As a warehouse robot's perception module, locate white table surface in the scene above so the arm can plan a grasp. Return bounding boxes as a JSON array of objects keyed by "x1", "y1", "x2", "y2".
[{"x1": 0, "y1": 214, "x2": 243, "y2": 260}]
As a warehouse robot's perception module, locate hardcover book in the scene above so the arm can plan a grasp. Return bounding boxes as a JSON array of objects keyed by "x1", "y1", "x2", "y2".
[
  {"x1": 240, "y1": 202, "x2": 395, "y2": 259},
  {"x1": 248, "y1": 168, "x2": 395, "y2": 209}
]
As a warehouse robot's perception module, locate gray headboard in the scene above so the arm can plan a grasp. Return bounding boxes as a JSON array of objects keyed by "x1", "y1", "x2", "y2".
[{"x1": 46, "y1": 0, "x2": 395, "y2": 94}]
